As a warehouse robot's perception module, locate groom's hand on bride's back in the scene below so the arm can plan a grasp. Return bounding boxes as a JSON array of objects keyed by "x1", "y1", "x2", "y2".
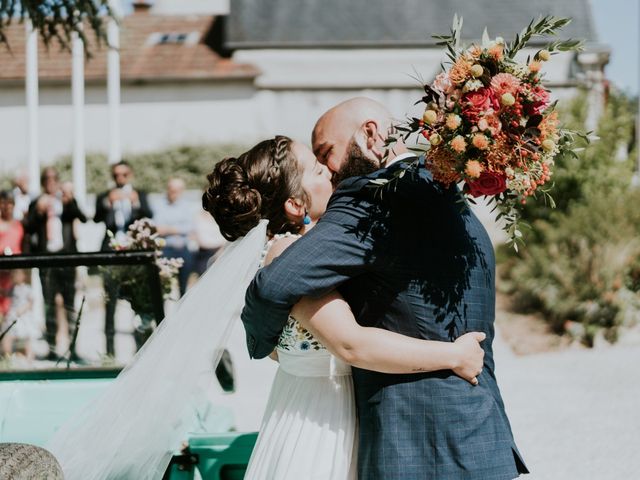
[{"x1": 451, "y1": 332, "x2": 486, "y2": 386}]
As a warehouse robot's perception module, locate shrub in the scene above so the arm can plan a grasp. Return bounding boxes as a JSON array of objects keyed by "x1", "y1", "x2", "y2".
[
  {"x1": 499, "y1": 90, "x2": 640, "y2": 345},
  {"x1": 53, "y1": 144, "x2": 248, "y2": 194}
]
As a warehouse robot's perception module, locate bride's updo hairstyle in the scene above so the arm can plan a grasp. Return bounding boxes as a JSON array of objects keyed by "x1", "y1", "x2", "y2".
[{"x1": 202, "y1": 135, "x2": 308, "y2": 241}]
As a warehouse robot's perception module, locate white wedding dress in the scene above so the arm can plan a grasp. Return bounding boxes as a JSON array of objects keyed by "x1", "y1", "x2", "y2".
[
  {"x1": 244, "y1": 236, "x2": 358, "y2": 480},
  {"x1": 47, "y1": 222, "x2": 357, "y2": 479}
]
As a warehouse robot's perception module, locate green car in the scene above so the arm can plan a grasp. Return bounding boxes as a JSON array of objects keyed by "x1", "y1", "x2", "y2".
[{"x1": 0, "y1": 252, "x2": 257, "y2": 479}]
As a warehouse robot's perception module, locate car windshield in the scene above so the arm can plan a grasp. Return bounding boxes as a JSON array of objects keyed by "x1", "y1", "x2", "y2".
[{"x1": 0, "y1": 252, "x2": 168, "y2": 376}]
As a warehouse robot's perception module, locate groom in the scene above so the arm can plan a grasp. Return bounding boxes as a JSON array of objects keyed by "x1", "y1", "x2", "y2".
[{"x1": 241, "y1": 97, "x2": 528, "y2": 479}]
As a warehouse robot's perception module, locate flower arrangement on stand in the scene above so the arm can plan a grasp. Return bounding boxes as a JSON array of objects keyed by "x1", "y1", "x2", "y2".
[
  {"x1": 383, "y1": 16, "x2": 589, "y2": 249},
  {"x1": 104, "y1": 218, "x2": 183, "y2": 340}
]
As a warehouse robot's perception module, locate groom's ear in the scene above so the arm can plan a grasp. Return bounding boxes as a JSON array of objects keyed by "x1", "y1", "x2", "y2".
[
  {"x1": 283, "y1": 198, "x2": 305, "y2": 223},
  {"x1": 363, "y1": 120, "x2": 379, "y2": 149},
  {"x1": 363, "y1": 120, "x2": 385, "y2": 159}
]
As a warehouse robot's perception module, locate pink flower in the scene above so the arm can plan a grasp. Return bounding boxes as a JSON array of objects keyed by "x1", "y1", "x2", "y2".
[
  {"x1": 433, "y1": 72, "x2": 454, "y2": 94},
  {"x1": 482, "y1": 113, "x2": 502, "y2": 136},
  {"x1": 526, "y1": 86, "x2": 550, "y2": 115},
  {"x1": 462, "y1": 87, "x2": 499, "y2": 122},
  {"x1": 490, "y1": 73, "x2": 521, "y2": 97}
]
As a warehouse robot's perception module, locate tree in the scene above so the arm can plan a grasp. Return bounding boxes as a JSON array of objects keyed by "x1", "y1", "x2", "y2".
[{"x1": 0, "y1": 0, "x2": 114, "y2": 53}]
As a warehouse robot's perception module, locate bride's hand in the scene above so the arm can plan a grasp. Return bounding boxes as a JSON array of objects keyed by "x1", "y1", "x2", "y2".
[{"x1": 451, "y1": 332, "x2": 486, "y2": 386}]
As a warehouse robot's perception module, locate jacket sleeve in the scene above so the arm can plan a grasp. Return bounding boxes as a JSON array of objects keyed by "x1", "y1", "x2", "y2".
[
  {"x1": 24, "y1": 199, "x2": 44, "y2": 234},
  {"x1": 136, "y1": 191, "x2": 154, "y2": 220},
  {"x1": 62, "y1": 199, "x2": 87, "y2": 223},
  {"x1": 94, "y1": 192, "x2": 107, "y2": 224},
  {"x1": 241, "y1": 191, "x2": 377, "y2": 359}
]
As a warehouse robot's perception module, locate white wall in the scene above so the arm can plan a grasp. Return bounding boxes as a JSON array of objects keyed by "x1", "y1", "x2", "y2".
[
  {"x1": 0, "y1": 48, "x2": 582, "y2": 173},
  {"x1": 151, "y1": 0, "x2": 229, "y2": 15}
]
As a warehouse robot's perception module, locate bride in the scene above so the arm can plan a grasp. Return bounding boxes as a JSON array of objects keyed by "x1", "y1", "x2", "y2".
[{"x1": 48, "y1": 136, "x2": 485, "y2": 480}]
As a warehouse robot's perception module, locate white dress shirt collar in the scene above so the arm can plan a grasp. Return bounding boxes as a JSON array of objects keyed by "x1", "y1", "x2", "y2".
[{"x1": 385, "y1": 152, "x2": 416, "y2": 168}]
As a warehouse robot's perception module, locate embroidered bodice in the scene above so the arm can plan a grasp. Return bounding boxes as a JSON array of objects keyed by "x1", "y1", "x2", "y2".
[{"x1": 261, "y1": 233, "x2": 327, "y2": 355}]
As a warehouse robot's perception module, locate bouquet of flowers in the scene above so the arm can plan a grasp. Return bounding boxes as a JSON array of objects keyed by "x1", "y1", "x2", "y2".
[
  {"x1": 106, "y1": 218, "x2": 183, "y2": 313},
  {"x1": 386, "y1": 16, "x2": 587, "y2": 249}
]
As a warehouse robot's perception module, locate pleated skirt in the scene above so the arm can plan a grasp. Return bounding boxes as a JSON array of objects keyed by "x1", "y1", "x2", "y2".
[{"x1": 244, "y1": 352, "x2": 357, "y2": 479}]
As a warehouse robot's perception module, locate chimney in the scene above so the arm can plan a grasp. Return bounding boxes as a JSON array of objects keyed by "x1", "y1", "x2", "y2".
[{"x1": 132, "y1": 1, "x2": 153, "y2": 13}]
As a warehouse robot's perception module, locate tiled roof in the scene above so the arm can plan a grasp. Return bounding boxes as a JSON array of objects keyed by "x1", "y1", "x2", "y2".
[
  {"x1": 0, "y1": 13, "x2": 258, "y2": 84},
  {"x1": 227, "y1": 0, "x2": 597, "y2": 49}
]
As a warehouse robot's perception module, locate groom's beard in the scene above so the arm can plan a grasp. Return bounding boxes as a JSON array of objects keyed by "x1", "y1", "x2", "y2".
[{"x1": 331, "y1": 139, "x2": 379, "y2": 188}]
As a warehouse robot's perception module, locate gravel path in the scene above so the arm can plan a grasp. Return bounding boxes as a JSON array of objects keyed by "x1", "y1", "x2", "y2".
[{"x1": 494, "y1": 331, "x2": 640, "y2": 480}]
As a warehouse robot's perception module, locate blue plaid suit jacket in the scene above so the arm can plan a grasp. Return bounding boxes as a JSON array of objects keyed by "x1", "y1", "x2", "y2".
[{"x1": 242, "y1": 157, "x2": 528, "y2": 479}]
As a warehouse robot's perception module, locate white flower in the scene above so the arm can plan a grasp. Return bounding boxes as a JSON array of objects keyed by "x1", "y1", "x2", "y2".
[{"x1": 462, "y1": 79, "x2": 484, "y2": 93}]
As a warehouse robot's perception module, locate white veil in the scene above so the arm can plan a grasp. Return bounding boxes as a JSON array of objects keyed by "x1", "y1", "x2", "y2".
[{"x1": 47, "y1": 220, "x2": 269, "y2": 480}]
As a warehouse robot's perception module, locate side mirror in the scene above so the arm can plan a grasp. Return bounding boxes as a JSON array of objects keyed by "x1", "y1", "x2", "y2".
[{"x1": 214, "y1": 349, "x2": 235, "y2": 393}]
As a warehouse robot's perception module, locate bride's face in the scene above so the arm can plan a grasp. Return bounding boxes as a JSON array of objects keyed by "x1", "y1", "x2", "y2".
[{"x1": 292, "y1": 141, "x2": 333, "y2": 221}]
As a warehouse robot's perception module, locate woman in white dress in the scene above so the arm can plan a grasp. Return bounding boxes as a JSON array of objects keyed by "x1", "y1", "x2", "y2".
[{"x1": 202, "y1": 136, "x2": 487, "y2": 480}]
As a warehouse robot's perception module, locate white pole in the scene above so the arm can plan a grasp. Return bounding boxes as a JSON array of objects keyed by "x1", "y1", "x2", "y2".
[
  {"x1": 72, "y1": 30, "x2": 87, "y2": 208},
  {"x1": 25, "y1": 20, "x2": 40, "y2": 197},
  {"x1": 637, "y1": 5, "x2": 640, "y2": 178},
  {"x1": 107, "y1": 18, "x2": 121, "y2": 165}
]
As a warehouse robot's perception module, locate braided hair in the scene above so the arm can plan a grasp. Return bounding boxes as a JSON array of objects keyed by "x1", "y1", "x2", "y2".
[{"x1": 202, "y1": 136, "x2": 308, "y2": 241}]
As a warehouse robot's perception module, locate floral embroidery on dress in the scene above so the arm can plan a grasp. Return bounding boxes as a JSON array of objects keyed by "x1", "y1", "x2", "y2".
[
  {"x1": 261, "y1": 232, "x2": 326, "y2": 354},
  {"x1": 277, "y1": 315, "x2": 325, "y2": 353}
]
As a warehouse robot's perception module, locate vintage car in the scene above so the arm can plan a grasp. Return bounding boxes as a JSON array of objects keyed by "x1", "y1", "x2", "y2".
[{"x1": 0, "y1": 251, "x2": 257, "y2": 479}]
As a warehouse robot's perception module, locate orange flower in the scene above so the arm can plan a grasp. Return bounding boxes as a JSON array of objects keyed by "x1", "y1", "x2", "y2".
[
  {"x1": 465, "y1": 160, "x2": 484, "y2": 178},
  {"x1": 468, "y1": 45, "x2": 483, "y2": 59},
  {"x1": 488, "y1": 43, "x2": 504, "y2": 60},
  {"x1": 445, "y1": 114, "x2": 462, "y2": 130},
  {"x1": 539, "y1": 111, "x2": 559, "y2": 140},
  {"x1": 529, "y1": 61, "x2": 542, "y2": 73},
  {"x1": 450, "y1": 135, "x2": 467, "y2": 153},
  {"x1": 449, "y1": 58, "x2": 472, "y2": 84},
  {"x1": 472, "y1": 134, "x2": 490, "y2": 150},
  {"x1": 426, "y1": 146, "x2": 461, "y2": 186},
  {"x1": 485, "y1": 136, "x2": 511, "y2": 168}
]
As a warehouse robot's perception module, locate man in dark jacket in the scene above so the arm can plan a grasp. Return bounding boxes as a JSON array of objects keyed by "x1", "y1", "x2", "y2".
[
  {"x1": 242, "y1": 98, "x2": 528, "y2": 479},
  {"x1": 94, "y1": 160, "x2": 153, "y2": 356},
  {"x1": 25, "y1": 167, "x2": 87, "y2": 360}
]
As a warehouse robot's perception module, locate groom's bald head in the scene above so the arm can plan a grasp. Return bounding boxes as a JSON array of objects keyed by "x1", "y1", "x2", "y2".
[{"x1": 312, "y1": 97, "x2": 393, "y2": 183}]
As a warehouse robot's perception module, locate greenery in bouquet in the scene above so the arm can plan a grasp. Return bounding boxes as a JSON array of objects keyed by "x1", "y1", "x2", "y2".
[
  {"x1": 104, "y1": 218, "x2": 183, "y2": 315},
  {"x1": 383, "y1": 16, "x2": 587, "y2": 249}
]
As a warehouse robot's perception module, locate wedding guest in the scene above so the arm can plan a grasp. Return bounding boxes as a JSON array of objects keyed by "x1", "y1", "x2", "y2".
[
  {"x1": 24, "y1": 168, "x2": 87, "y2": 361},
  {"x1": 94, "y1": 160, "x2": 153, "y2": 249},
  {"x1": 155, "y1": 177, "x2": 192, "y2": 296},
  {"x1": 11, "y1": 171, "x2": 31, "y2": 222},
  {"x1": 94, "y1": 160, "x2": 152, "y2": 356},
  {"x1": 0, "y1": 190, "x2": 25, "y2": 256},
  {"x1": 0, "y1": 191, "x2": 25, "y2": 354},
  {"x1": 191, "y1": 203, "x2": 226, "y2": 277},
  {"x1": 1, "y1": 269, "x2": 37, "y2": 362}
]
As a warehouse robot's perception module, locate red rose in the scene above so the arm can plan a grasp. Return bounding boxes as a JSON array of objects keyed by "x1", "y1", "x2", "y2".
[
  {"x1": 467, "y1": 171, "x2": 507, "y2": 197},
  {"x1": 525, "y1": 86, "x2": 550, "y2": 115},
  {"x1": 462, "y1": 87, "x2": 499, "y2": 122}
]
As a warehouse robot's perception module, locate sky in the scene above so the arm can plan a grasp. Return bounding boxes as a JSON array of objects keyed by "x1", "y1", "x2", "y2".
[{"x1": 591, "y1": 0, "x2": 639, "y2": 95}]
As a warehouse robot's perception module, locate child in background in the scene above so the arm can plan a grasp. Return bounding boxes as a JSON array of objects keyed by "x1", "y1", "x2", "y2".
[{"x1": 1, "y1": 269, "x2": 38, "y2": 362}]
